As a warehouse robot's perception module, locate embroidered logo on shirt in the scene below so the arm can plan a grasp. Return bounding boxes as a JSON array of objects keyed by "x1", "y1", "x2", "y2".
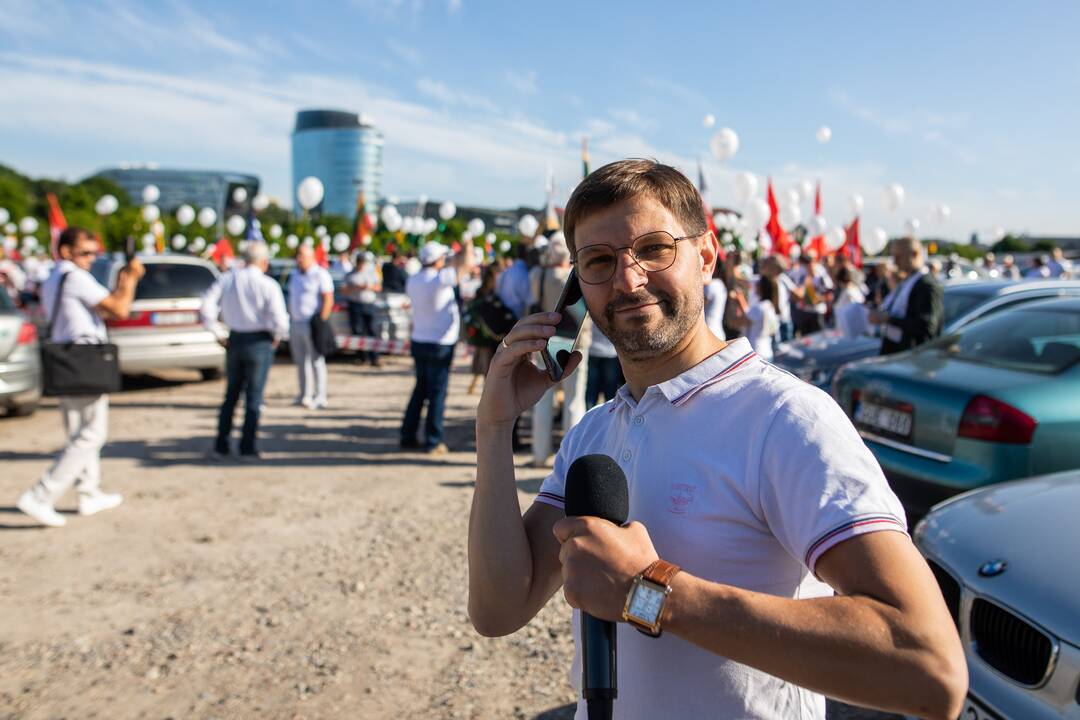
[{"x1": 668, "y1": 483, "x2": 697, "y2": 515}]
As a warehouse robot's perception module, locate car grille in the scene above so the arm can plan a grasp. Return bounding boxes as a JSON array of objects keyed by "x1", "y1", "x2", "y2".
[
  {"x1": 971, "y1": 598, "x2": 1054, "y2": 686},
  {"x1": 926, "y1": 560, "x2": 960, "y2": 628}
]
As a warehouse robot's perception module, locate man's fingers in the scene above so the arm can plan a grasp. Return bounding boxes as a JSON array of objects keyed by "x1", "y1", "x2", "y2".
[
  {"x1": 552, "y1": 516, "x2": 587, "y2": 543},
  {"x1": 557, "y1": 350, "x2": 584, "y2": 378}
]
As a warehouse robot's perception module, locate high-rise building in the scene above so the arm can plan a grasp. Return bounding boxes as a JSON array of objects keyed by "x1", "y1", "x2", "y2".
[{"x1": 291, "y1": 109, "x2": 384, "y2": 219}]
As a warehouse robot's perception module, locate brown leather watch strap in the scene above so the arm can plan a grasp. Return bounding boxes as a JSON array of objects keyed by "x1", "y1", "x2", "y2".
[{"x1": 642, "y1": 559, "x2": 681, "y2": 588}]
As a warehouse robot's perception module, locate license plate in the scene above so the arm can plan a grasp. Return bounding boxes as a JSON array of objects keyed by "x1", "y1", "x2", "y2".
[
  {"x1": 854, "y1": 400, "x2": 912, "y2": 438},
  {"x1": 960, "y1": 694, "x2": 1003, "y2": 720},
  {"x1": 151, "y1": 311, "x2": 198, "y2": 326}
]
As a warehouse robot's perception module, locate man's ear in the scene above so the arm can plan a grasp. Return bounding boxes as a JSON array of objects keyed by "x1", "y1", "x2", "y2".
[{"x1": 700, "y1": 231, "x2": 720, "y2": 282}]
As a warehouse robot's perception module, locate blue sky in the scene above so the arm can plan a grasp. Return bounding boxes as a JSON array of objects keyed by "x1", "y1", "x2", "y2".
[{"x1": 1, "y1": 0, "x2": 1078, "y2": 240}]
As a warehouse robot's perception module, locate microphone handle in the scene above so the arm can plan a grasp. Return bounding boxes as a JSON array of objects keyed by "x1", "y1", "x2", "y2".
[{"x1": 581, "y1": 612, "x2": 616, "y2": 719}]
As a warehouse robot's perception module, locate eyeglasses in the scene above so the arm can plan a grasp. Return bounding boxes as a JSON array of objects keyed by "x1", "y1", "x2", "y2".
[
  {"x1": 74, "y1": 249, "x2": 99, "y2": 258},
  {"x1": 573, "y1": 230, "x2": 703, "y2": 285}
]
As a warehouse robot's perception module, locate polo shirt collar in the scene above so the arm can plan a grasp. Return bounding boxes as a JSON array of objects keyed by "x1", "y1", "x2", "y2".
[{"x1": 611, "y1": 337, "x2": 757, "y2": 412}]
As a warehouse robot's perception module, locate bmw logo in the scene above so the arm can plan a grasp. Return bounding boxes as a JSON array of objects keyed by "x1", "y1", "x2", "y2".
[{"x1": 978, "y1": 560, "x2": 1008, "y2": 577}]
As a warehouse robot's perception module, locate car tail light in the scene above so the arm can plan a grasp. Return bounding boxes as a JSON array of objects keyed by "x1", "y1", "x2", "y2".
[
  {"x1": 849, "y1": 389, "x2": 861, "y2": 414},
  {"x1": 105, "y1": 312, "x2": 152, "y2": 329},
  {"x1": 958, "y1": 395, "x2": 1036, "y2": 444},
  {"x1": 333, "y1": 302, "x2": 347, "y2": 313},
  {"x1": 16, "y1": 321, "x2": 37, "y2": 344}
]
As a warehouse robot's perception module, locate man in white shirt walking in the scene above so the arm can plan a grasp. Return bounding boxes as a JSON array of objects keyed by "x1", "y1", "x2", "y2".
[
  {"x1": 287, "y1": 245, "x2": 334, "y2": 408},
  {"x1": 201, "y1": 242, "x2": 288, "y2": 460},
  {"x1": 400, "y1": 241, "x2": 473, "y2": 455},
  {"x1": 16, "y1": 227, "x2": 144, "y2": 527}
]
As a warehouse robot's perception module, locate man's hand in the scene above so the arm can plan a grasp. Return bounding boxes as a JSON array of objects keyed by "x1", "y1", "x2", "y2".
[
  {"x1": 867, "y1": 309, "x2": 888, "y2": 324},
  {"x1": 475, "y1": 311, "x2": 582, "y2": 429},
  {"x1": 125, "y1": 257, "x2": 146, "y2": 281},
  {"x1": 552, "y1": 518, "x2": 659, "y2": 622}
]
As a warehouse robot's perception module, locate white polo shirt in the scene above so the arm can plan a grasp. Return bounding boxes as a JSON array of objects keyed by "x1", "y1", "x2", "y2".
[
  {"x1": 287, "y1": 265, "x2": 334, "y2": 321},
  {"x1": 40, "y1": 261, "x2": 109, "y2": 344},
  {"x1": 536, "y1": 337, "x2": 906, "y2": 720}
]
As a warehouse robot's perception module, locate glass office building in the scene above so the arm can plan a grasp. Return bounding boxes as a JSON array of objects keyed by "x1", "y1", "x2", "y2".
[
  {"x1": 93, "y1": 167, "x2": 260, "y2": 220},
  {"x1": 291, "y1": 110, "x2": 384, "y2": 219}
]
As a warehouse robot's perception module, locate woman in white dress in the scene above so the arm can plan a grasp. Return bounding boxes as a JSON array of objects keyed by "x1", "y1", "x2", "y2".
[{"x1": 732, "y1": 275, "x2": 780, "y2": 361}]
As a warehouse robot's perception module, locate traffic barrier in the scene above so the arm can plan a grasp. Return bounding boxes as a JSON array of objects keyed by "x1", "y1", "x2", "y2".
[{"x1": 335, "y1": 334, "x2": 411, "y2": 355}]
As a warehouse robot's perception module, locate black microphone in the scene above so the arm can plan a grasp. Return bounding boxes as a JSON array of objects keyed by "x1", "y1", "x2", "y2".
[{"x1": 564, "y1": 454, "x2": 630, "y2": 720}]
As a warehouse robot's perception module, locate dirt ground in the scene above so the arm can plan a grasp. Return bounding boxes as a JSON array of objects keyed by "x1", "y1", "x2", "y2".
[{"x1": 0, "y1": 354, "x2": 897, "y2": 720}]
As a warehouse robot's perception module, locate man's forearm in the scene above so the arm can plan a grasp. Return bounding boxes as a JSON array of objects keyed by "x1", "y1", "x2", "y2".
[
  {"x1": 467, "y1": 422, "x2": 535, "y2": 636},
  {"x1": 665, "y1": 574, "x2": 962, "y2": 719}
]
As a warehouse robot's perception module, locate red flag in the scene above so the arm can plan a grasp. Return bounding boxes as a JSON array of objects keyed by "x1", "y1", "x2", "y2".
[
  {"x1": 765, "y1": 179, "x2": 793, "y2": 258},
  {"x1": 46, "y1": 193, "x2": 68, "y2": 259},
  {"x1": 314, "y1": 242, "x2": 328, "y2": 268},
  {"x1": 844, "y1": 217, "x2": 862, "y2": 268},
  {"x1": 809, "y1": 182, "x2": 826, "y2": 258},
  {"x1": 210, "y1": 237, "x2": 234, "y2": 266}
]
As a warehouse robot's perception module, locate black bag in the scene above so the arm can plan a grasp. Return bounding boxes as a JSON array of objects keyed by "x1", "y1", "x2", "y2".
[
  {"x1": 39, "y1": 271, "x2": 123, "y2": 397},
  {"x1": 310, "y1": 314, "x2": 338, "y2": 358}
]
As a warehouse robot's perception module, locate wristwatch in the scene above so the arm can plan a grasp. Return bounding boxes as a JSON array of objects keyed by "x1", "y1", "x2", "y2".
[{"x1": 622, "y1": 559, "x2": 681, "y2": 637}]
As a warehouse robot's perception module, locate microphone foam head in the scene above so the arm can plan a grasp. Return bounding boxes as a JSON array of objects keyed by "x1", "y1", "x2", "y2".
[{"x1": 564, "y1": 454, "x2": 629, "y2": 525}]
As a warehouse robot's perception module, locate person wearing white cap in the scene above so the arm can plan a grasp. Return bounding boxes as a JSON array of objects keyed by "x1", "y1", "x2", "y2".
[{"x1": 400, "y1": 241, "x2": 475, "y2": 454}]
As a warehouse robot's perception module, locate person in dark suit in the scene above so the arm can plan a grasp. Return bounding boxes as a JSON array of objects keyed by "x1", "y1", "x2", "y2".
[{"x1": 869, "y1": 236, "x2": 944, "y2": 355}]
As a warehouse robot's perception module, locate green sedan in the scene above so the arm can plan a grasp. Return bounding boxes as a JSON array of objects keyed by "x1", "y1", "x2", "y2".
[{"x1": 832, "y1": 296, "x2": 1080, "y2": 523}]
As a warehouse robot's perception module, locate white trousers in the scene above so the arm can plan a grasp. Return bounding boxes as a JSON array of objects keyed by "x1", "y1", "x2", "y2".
[
  {"x1": 290, "y1": 319, "x2": 327, "y2": 404},
  {"x1": 532, "y1": 352, "x2": 589, "y2": 464},
  {"x1": 32, "y1": 394, "x2": 108, "y2": 504}
]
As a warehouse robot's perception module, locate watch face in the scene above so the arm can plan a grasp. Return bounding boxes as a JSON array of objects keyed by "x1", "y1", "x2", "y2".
[{"x1": 628, "y1": 583, "x2": 665, "y2": 624}]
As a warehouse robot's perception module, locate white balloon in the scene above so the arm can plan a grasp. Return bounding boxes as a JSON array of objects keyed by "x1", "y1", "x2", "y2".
[
  {"x1": 438, "y1": 201, "x2": 457, "y2": 221},
  {"x1": 362, "y1": 234, "x2": 372, "y2": 246},
  {"x1": 402, "y1": 216, "x2": 416, "y2": 235},
  {"x1": 743, "y1": 233, "x2": 759, "y2": 253},
  {"x1": 269, "y1": 242, "x2": 280, "y2": 256},
  {"x1": 0, "y1": 208, "x2": 8, "y2": 225},
  {"x1": 385, "y1": 214, "x2": 403, "y2": 233},
  {"x1": 713, "y1": 212, "x2": 729, "y2": 230},
  {"x1": 22, "y1": 235, "x2": 38, "y2": 249},
  {"x1": 4, "y1": 223, "x2": 15, "y2": 234},
  {"x1": 789, "y1": 245, "x2": 802, "y2": 260},
  {"x1": 252, "y1": 219, "x2": 261, "y2": 230},
  {"x1": 232, "y1": 187, "x2": 248, "y2": 204},
  {"x1": 745, "y1": 199, "x2": 771, "y2": 231},
  {"x1": 933, "y1": 204, "x2": 952, "y2": 224},
  {"x1": 517, "y1": 214, "x2": 539, "y2": 237},
  {"x1": 332, "y1": 233, "x2": 350, "y2": 253},
  {"x1": 849, "y1": 193, "x2": 864, "y2": 217},
  {"x1": 826, "y1": 226, "x2": 847, "y2": 251},
  {"x1": 296, "y1": 176, "x2": 325, "y2": 210},
  {"x1": 365, "y1": 212, "x2": 377, "y2": 229},
  {"x1": 380, "y1": 205, "x2": 399, "y2": 224},
  {"x1": 95, "y1": 195, "x2": 119, "y2": 216},
  {"x1": 197, "y1": 207, "x2": 217, "y2": 229},
  {"x1": 141, "y1": 233, "x2": 156, "y2": 249},
  {"x1": 799, "y1": 180, "x2": 814, "y2": 203},
  {"x1": 192, "y1": 237, "x2": 206, "y2": 252},
  {"x1": 499, "y1": 240, "x2": 512, "y2": 253},
  {"x1": 19, "y1": 217, "x2": 39, "y2": 234},
  {"x1": 269, "y1": 224, "x2": 282, "y2": 239},
  {"x1": 141, "y1": 185, "x2": 160, "y2": 204},
  {"x1": 314, "y1": 225, "x2": 327, "y2": 238},
  {"x1": 779, "y1": 204, "x2": 801, "y2": 230},
  {"x1": 251, "y1": 193, "x2": 270, "y2": 212},
  {"x1": 467, "y1": 218, "x2": 485, "y2": 237},
  {"x1": 320, "y1": 236, "x2": 331, "y2": 250},
  {"x1": 904, "y1": 218, "x2": 921, "y2": 235},
  {"x1": 808, "y1": 215, "x2": 828, "y2": 236},
  {"x1": 733, "y1": 172, "x2": 758, "y2": 204},
  {"x1": 882, "y1": 183, "x2": 905, "y2": 212},
  {"x1": 785, "y1": 188, "x2": 801, "y2": 209},
  {"x1": 171, "y1": 234, "x2": 187, "y2": 250},
  {"x1": 226, "y1": 215, "x2": 246, "y2": 236},
  {"x1": 816, "y1": 126, "x2": 832, "y2": 144},
  {"x1": 151, "y1": 220, "x2": 165, "y2": 236},
  {"x1": 703, "y1": 114, "x2": 716, "y2": 129},
  {"x1": 990, "y1": 226, "x2": 1006, "y2": 242},
  {"x1": 709, "y1": 127, "x2": 740, "y2": 162},
  {"x1": 863, "y1": 227, "x2": 889, "y2": 255},
  {"x1": 176, "y1": 204, "x2": 196, "y2": 226},
  {"x1": 237, "y1": 240, "x2": 249, "y2": 253},
  {"x1": 285, "y1": 234, "x2": 299, "y2": 249},
  {"x1": 3, "y1": 236, "x2": 16, "y2": 253},
  {"x1": 141, "y1": 204, "x2": 160, "y2": 223}
]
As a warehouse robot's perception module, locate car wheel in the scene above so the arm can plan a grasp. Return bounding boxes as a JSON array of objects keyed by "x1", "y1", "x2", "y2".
[
  {"x1": 10, "y1": 401, "x2": 38, "y2": 417},
  {"x1": 200, "y1": 368, "x2": 223, "y2": 381}
]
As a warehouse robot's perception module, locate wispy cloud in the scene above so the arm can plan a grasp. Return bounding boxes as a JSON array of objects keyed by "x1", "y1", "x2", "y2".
[
  {"x1": 504, "y1": 69, "x2": 539, "y2": 95},
  {"x1": 386, "y1": 39, "x2": 423, "y2": 67},
  {"x1": 641, "y1": 76, "x2": 709, "y2": 107},
  {"x1": 609, "y1": 109, "x2": 654, "y2": 132},
  {"x1": 415, "y1": 77, "x2": 498, "y2": 112},
  {"x1": 447, "y1": 0, "x2": 462, "y2": 13}
]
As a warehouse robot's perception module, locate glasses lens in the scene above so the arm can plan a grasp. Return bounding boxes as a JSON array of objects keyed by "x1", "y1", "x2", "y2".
[
  {"x1": 576, "y1": 245, "x2": 616, "y2": 284},
  {"x1": 632, "y1": 232, "x2": 677, "y2": 272}
]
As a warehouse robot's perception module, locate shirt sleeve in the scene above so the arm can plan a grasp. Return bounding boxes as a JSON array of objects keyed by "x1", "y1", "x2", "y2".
[
  {"x1": 758, "y1": 384, "x2": 907, "y2": 575},
  {"x1": 320, "y1": 269, "x2": 335, "y2": 294},
  {"x1": 69, "y1": 269, "x2": 110, "y2": 310},
  {"x1": 200, "y1": 275, "x2": 225, "y2": 335},
  {"x1": 438, "y1": 267, "x2": 458, "y2": 287},
  {"x1": 268, "y1": 278, "x2": 289, "y2": 339}
]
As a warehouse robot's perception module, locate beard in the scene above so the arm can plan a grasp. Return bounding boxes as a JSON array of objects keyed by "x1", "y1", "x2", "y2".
[{"x1": 592, "y1": 285, "x2": 703, "y2": 361}]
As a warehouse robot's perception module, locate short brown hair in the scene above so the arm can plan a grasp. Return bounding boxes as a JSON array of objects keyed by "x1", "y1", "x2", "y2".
[
  {"x1": 563, "y1": 159, "x2": 707, "y2": 254},
  {"x1": 57, "y1": 226, "x2": 92, "y2": 250}
]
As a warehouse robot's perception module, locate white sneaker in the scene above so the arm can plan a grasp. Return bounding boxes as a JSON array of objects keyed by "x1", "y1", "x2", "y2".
[
  {"x1": 16, "y1": 490, "x2": 66, "y2": 527},
  {"x1": 78, "y1": 491, "x2": 123, "y2": 516},
  {"x1": 314, "y1": 399, "x2": 328, "y2": 409},
  {"x1": 301, "y1": 398, "x2": 318, "y2": 409}
]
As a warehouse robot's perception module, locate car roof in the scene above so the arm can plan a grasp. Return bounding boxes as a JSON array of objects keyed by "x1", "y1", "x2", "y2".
[
  {"x1": 946, "y1": 278, "x2": 1080, "y2": 296},
  {"x1": 1001, "y1": 295, "x2": 1080, "y2": 312}
]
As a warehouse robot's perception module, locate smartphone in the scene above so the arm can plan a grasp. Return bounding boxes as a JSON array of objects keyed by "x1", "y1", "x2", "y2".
[
  {"x1": 539, "y1": 269, "x2": 587, "y2": 382},
  {"x1": 124, "y1": 235, "x2": 137, "y2": 262}
]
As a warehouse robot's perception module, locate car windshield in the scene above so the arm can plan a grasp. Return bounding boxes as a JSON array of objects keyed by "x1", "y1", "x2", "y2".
[
  {"x1": 942, "y1": 288, "x2": 994, "y2": 326},
  {"x1": 135, "y1": 263, "x2": 217, "y2": 300},
  {"x1": 930, "y1": 305, "x2": 1080, "y2": 374}
]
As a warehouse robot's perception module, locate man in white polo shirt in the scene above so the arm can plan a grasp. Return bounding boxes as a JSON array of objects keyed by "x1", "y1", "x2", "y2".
[
  {"x1": 467, "y1": 160, "x2": 966, "y2": 719},
  {"x1": 287, "y1": 244, "x2": 334, "y2": 408},
  {"x1": 16, "y1": 227, "x2": 144, "y2": 527}
]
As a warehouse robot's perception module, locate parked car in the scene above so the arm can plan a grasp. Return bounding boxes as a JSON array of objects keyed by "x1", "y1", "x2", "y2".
[
  {"x1": 775, "y1": 279, "x2": 1080, "y2": 389},
  {"x1": 0, "y1": 290, "x2": 42, "y2": 416},
  {"x1": 91, "y1": 255, "x2": 225, "y2": 379},
  {"x1": 832, "y1": 296, "x2": 1080, "y2": 523},
  {"x1": 914, "y1": 471, "x2": 1080, "y2": 719}
]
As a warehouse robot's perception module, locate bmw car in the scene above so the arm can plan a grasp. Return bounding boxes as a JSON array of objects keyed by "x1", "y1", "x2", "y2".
[
  {"x1": 832, "y1": 296, "x2": 1080, "y2": 523},
  {"x1": 914, "y1": 471, "x2": 1080, "y2": 719},
  {"x1": 0, "y1": 290, "x2": 42, "y2": 417}
]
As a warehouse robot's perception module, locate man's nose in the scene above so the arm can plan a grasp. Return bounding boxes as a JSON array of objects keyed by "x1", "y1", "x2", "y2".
[{"x1": 610, "y1": 249, "x2": 649, "y2": 294}]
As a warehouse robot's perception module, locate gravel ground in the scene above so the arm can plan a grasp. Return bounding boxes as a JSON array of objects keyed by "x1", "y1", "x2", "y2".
[{"x1": 0, "y1": 354, "x2": 899, "y2": 719}]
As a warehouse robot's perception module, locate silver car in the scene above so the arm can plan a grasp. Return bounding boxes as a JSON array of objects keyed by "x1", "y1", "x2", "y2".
[
  {"x1": 0, "y1": 291, "x2": 42, "y2": 416},
  {"x1": 914, "y1": 472, "x2": 1080, "y2": 719},
  {"x1": 91, "y1": 255, "x2": 225, "y2": 379}
]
